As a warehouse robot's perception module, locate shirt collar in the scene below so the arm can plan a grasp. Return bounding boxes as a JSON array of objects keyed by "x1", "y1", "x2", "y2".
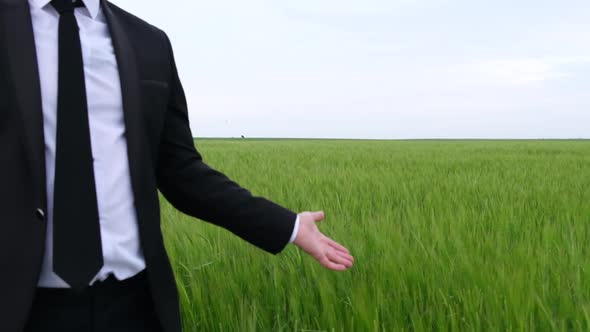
[{"x1": 29, "y1": 0, "x2": 101, "y2": 19}]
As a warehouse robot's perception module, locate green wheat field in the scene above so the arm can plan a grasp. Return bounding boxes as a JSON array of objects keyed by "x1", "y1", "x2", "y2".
[{"x1": 160, "y1": 139, "x2": 590, "y2": 332}]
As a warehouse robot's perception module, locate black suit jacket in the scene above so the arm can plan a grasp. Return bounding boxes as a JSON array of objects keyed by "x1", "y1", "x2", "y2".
[{"x1": 0, "y1": 1, "x2": 296, "y2": 331}]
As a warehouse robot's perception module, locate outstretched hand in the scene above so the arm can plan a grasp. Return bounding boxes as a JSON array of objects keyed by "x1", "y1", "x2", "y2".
[{"x1": 293, "y1": 211, "x2": 354, "y2": 271}]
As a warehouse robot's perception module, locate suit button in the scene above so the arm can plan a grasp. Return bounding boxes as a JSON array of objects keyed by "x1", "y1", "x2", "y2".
[{"x1": 36, "y1": 208, "x2": 46, "y2": 221}]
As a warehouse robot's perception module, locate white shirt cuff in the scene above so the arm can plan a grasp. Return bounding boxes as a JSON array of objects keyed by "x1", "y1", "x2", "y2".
[{"x1": 288, "y1": 215, "x2": 300, "y2": 244}]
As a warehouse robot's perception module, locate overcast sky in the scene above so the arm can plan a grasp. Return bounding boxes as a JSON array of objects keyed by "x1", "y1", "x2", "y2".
[{"x1": 110, "y1": 0, "x2": 590, "y2": 139}]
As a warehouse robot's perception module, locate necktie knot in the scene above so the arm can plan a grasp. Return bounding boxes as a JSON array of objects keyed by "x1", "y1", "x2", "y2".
[{"x1": 51, "y1": 0, "x2": 84, "y2": 14}]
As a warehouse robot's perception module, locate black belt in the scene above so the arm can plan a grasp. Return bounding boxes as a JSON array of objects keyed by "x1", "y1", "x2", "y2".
[{"x1": 36, "y1": 270, "x2": 148, "y2": 297}]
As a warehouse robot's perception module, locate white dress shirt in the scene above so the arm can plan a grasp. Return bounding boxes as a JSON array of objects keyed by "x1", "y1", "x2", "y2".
[{"x1": 29, "y1": 0, "x2": 299, "y2": 288}]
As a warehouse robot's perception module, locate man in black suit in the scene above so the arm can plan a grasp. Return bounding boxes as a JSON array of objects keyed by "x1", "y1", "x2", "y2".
[{"x1": 0, "y1": 0, "x2": 354, "y2": 331}]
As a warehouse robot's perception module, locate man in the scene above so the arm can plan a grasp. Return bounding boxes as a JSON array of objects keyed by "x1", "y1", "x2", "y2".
[{"x1": 0, "y1": 0, "x2": 354, "y2": 331}]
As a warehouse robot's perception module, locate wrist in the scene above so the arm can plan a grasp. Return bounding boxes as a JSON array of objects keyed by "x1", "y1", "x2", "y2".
[{"x1": 289, "y1": 214, "x2": 301, "y2": 244}]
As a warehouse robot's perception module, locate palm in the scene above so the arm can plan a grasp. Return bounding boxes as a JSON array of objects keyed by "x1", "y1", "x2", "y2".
[{"x1": 293, "y1": 211, "x2": 354, "y2": 271}]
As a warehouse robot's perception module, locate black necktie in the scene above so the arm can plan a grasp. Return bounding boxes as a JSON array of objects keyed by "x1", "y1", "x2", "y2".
[{"x1": 51, "y1": 0, "x2": 104, "y2": 289}]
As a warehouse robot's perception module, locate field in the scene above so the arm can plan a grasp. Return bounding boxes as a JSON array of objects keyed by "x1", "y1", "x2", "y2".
[{"x1": 160, "y1": 139, "x2": 590, "y2": 331}]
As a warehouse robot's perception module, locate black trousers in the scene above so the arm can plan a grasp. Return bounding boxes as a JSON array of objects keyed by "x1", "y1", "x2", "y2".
[{"x1": 24, "y1": 270, "x2": 163, "y2": 332}]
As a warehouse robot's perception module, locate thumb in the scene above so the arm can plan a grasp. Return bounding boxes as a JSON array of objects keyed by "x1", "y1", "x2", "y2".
[{"x1": 311, "y1": 211, "x2": 325, "y2": 222}]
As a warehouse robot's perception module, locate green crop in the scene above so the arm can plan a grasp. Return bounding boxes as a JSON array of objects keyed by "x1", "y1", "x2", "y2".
[{"x1": 160, "y1": 139, "x2": 590, "y2": 332}]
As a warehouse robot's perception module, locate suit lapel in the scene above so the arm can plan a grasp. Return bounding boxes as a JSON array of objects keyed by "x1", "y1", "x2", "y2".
[
  {"x1": 0, "y1": 0, "x2": 145, "y2": 208},
  {"x1": 0, "y1": 0, "x2": 46, "y2": 207},
  {"x1": 101, "y1": 0, "x2": 146, "y2": 200}
]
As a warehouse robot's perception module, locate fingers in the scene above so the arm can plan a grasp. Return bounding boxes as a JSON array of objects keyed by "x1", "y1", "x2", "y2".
[
  {"x1": 311, "y1": 211, "x2": 325, "y2": 222},
  {"x1": 317, "y1": 247, "x2": 354, "y2": 271},
  {"x1": 336, "y1": 250, "x2": 354, "y2": 265},
  {"x1": 324, "y1": 237, "x2": 350, "y2": 254},
  {"x1": 327, "y1": 250, "x2": 354, "y2": 268},
  {"x1": 319, "y1": 255, "x2": 347, "y2": 271}
]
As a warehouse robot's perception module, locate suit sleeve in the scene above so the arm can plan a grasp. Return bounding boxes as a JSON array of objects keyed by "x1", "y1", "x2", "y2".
[{"x1": 155, "y1": 34, "x2": 296, "y2": 254}]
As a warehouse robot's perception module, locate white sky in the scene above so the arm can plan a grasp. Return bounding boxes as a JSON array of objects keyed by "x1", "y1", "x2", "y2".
[{"x1": 110, "y1": 0, "x2": 590, "y2": 139}]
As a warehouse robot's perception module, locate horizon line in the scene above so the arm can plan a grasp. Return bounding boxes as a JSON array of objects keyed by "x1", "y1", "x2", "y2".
[{"x1": 194, "y1": 137, "x2": 590, "y2": 141}]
